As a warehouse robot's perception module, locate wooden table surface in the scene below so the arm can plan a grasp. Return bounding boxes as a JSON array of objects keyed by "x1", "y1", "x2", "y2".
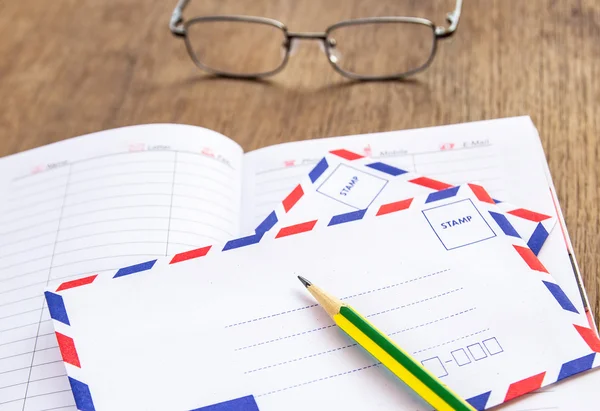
[{"x1": 0, "y1": 0, "x2": 598, "y2": 323}]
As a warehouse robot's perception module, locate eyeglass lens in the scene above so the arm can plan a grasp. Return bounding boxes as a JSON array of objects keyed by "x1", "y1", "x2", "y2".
[
  {"x1": 327, "y1": 22, "x2": 436, "y2": 78},
  {"x1": 185, "y1": 19, "x2": 288, "y2": 76}
]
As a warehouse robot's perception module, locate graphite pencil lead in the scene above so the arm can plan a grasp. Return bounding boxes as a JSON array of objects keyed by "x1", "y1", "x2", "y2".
[{"x1": 297, "y1": 276, "x2": 312, "y2": 288}]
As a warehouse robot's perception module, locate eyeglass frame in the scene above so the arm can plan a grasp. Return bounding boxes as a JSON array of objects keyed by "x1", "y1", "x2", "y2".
[{"x1": 169, "y1": 0, "x2": 463, "y2": 81}]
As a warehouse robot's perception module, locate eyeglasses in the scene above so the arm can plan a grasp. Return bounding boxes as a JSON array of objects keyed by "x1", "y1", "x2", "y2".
[{"x1": 170, "y1": 0, "x2": 462, "y2": 81}]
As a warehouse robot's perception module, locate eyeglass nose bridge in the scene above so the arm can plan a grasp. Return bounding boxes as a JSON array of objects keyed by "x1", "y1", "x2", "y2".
[
  {"x1": 285, "y1": 32, "x2": 336, "y2": 57},
  {"x1": 287, "y1": 32, "x2": 327, "y2": 41}
]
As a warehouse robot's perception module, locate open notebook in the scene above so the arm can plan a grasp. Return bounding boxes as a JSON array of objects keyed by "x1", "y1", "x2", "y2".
[{"x1": 0, "y1": 116, "x2": 595, "y2": 410}]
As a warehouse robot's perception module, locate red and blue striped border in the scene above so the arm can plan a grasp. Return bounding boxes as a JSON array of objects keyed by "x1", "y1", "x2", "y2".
[{"x1": 44, "y1": 289, "x2": 95, "y2": 409}]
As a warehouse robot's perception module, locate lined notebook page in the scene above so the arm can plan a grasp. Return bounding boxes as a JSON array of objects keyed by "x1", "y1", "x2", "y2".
[
  {"x1": 243, "y1": 142, "x2": 506, "y2": 231},
  {"x1": 241, "y1": 117, "x2": 553, "y2": 233},
  {"x1": 0, "y1": 124, "x2": 243, "y2": 410}
]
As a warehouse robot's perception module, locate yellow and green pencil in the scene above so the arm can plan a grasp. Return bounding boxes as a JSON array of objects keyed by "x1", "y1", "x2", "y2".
[{"x1": 298, "y1": 276, "x2": 475, "y2": 411}]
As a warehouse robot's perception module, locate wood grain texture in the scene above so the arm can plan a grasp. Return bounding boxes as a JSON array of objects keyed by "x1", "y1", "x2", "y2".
[{"x1": 0, "y1": 0, "x2": 599, "y2": 323}]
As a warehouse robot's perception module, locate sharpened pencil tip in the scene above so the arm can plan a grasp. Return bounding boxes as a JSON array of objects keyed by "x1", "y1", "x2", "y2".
[{"x1": 297, "y1": 276, "x2": 312, "y2": 288}]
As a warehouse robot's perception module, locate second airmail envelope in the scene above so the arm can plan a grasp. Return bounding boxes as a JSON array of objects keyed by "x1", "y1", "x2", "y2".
[{"x1": 254, "y1": 149, "x2": 556, "y2": 257}]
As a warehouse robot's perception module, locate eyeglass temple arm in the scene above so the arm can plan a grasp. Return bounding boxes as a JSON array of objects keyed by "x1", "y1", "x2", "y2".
[
  {"x1": 435, "y1": 0, "x2": 463, "y2": 38},
  {"x1": 170, "y1": 0, "x2": 190, "y2": 36}
]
